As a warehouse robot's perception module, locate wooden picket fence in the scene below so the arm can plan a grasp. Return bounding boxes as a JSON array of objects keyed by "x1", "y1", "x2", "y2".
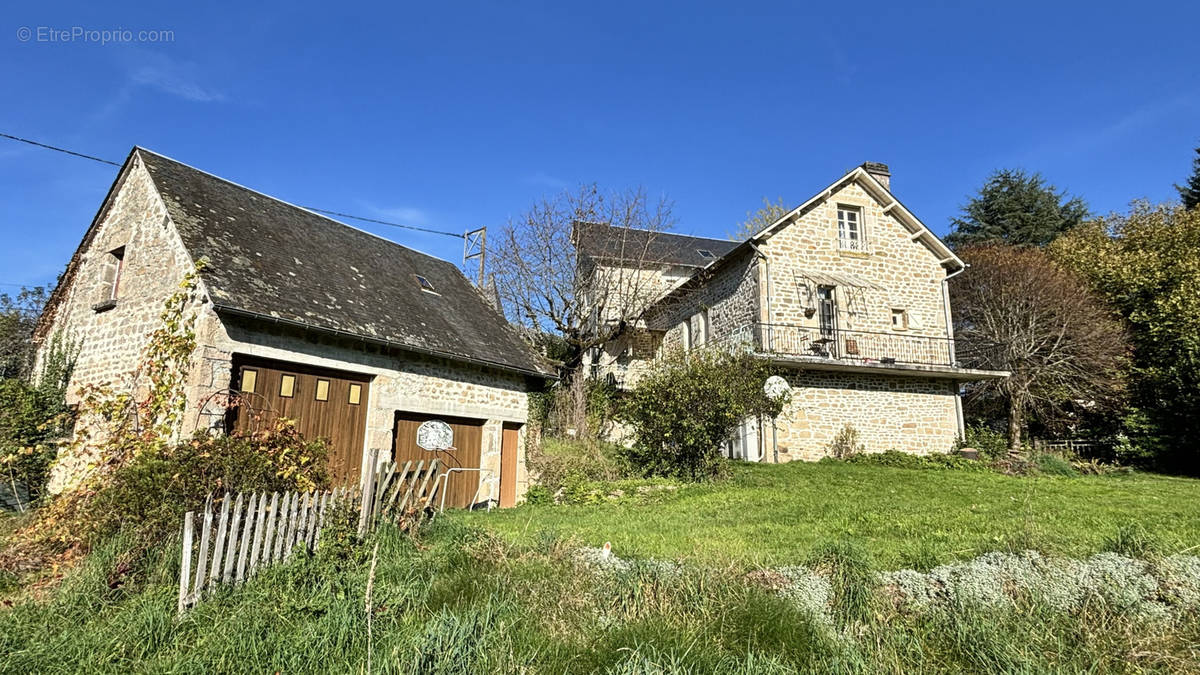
[{"x1": 177, "y1": 452, "x2": 442, "y2": 613}]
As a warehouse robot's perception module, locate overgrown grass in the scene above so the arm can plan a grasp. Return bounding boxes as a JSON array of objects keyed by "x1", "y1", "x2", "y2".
[
  {"x1": 464, "y1": 460, "x2": 1200, "y2": 568},
  {"x1": 3, "y1": 516, "x2": 1199, "y2": 673},
  {"x1": 4, "y1": 462, "x2": 1200, "y2": 671}
]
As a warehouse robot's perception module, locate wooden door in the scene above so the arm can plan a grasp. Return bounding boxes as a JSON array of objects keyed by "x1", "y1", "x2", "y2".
[
  {"x1": 393, "y1": 412, "x2": 484, "y2": 509},
  {"x1": 232, "y1": 357, "x2": 370, "y2": 485},
  {"x1": 499, "y1": 423, "x2": 521, "y2": 508}
]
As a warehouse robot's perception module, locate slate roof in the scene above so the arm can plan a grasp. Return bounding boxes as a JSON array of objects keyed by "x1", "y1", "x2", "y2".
[
  {"x1": 137, "y1": 148, "x2": 551, "y2": 377},
  {"x1": 574, "y1": 222, "x2": 739, "y2": 268}
]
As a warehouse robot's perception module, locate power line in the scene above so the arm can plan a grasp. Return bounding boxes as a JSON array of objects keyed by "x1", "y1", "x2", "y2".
[
  {"x1": 0, "y1": 132, "x2": 121, "y2": 167},
  {"x1": 299, "y1": 207, "x2": 463, "y2": 238},
  {"x1": 0, "y1": 132, "x2": 466, "y2": 239}
]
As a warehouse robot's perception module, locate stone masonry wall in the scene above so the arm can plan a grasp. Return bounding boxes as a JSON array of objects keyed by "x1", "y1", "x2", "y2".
[
  {"x1": 651, "y1": 249, "x2": 760, "y2": 353},
  {"x1": 753, "y1": 178, "x2": 963, "y2": 460},
  {"x1": 37, "y1": 158, "x2": 202, "y2": 493},
  {"x1": 195, "y1": 314, "x2": 535, "y2": 503},
  {"x1": 37, "y1": 157, "x2": 195, "y2": 404},
  {"x1": 582, "y1": 259, "x2": 695, "y2": 388},
  {"x1": 594, "y1": 249, "x2": 759, "y2": 389},
  {"x1": 39, "y1": 157, "x2": 536, "y2": 502},
  {"x1": 772, "y1": 370, "x2": 959, "y2": 461},
  {"x1": 762, "y1": 180, "x2": 950, "y2": 342}
]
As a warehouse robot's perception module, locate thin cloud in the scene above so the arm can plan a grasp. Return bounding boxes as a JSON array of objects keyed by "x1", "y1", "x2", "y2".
[
  {"x1": 126, "y1": 50, "x2": 225, "y2": 102},
  {"x1": 524, "y1": 171, "x2": 569, "y2": 189},
  {"x1": 360, "y1": 202, "x2": 432, "y2": 226},
  {"x1": 1009, "y1": 94, "x2": 1199, "y2": 166},
  {"x1": 86, "y1": 50, "x2": 224, "y2": 126}
]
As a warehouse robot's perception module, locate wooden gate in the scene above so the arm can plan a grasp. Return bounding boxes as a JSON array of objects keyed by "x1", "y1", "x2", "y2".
[
  {"x1": 232, "y1": 357, "x2": 370, "y2": 485},
  {"x1": 394, "y1": 412, "x2": 483, "y2": 508}
]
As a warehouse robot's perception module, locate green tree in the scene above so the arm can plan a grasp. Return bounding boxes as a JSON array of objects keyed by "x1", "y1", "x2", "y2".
[
  {"x1": 620, "y1": 349, "x2": 788, "y2": 480},
  {"x1": 0, "y1": 332, "x2": 76, "y2": 505},
  {"x1": 0, "y1": 286, "x2": 49, "y2": 380},
  {"x1": 1051, "y1": 203, "x2": 1200, "y2": 470},
  {"x1": 728, "y1": 196, "x2": 788, "y2": 241},
  {"x1": 1177, "y1": 145, "x2": 1200, "y2": 210},
  {"x1": 947, "y1": 169, "x2": 1089, "y2": 247}
]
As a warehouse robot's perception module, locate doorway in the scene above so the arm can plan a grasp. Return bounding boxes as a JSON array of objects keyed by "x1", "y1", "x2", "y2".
[
  {"x1": 499, "y1": 422, "x2": 522, "y2": 507},
  {"x1": 393, "y1": 412, "x2": 484, "y2": 509},
  {"x1": 816, "y1": 285, "x2": 839, "y2": 357}
]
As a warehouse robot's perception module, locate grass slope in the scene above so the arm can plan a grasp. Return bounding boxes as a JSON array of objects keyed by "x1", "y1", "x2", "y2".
[
  {"x1": 5, "y1": 463, "x2": 1200, "y2": 672},
  {"x1": 4, "y1": 517, "x2": 1199, "y2": 673},
  {"x1": 463, "y1": 461, "x2": 1200, "y2": 567}
]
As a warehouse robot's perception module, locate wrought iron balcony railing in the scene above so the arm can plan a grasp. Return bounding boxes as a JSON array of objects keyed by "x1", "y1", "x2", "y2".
[
  {"x1": 721, "y1": 322, "x2": 956, "y2": 368},
  {"x1": 838, "y1": 237, "x2": 870, "y2": 253}
]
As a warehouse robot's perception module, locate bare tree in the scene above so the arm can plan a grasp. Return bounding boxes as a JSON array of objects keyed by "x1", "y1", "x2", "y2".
[
  {"x1": 491, "y1": 184, "x2": 677, "y2": 371},
  {"x1": 951, "y1": 244, "x2": 1129, "y2": 452},
  {"x1": 728, "y1": 196, "x2": 787, "y2": 241}
]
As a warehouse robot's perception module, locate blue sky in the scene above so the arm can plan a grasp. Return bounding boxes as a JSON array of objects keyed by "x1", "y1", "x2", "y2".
[{"x1": 2, "y1": 1, "x2": 1198, "y2": 289}]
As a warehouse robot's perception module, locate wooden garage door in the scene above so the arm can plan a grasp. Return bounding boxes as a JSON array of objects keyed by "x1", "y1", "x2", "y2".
[
  {"x1": 393, "y1": 412, "x2": 483, "y2": 509},
  {"x1": 232, "y1": 357, "x2": 370, "y2": 485}
]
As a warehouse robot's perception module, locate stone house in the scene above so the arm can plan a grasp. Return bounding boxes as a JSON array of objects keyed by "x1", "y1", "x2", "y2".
[
  {"x1": 34, "y1": 147, "x2": 553, "y2": 506},
  {"x1": 579, "y1": 162, "x2": 1006, "y2": 461}
]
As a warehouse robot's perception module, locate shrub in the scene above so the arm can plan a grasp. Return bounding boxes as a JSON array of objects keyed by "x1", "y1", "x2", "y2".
[
  {"x1": 536, "y1": 378, "x2": 620, "y2": 439},
  {"x1": 522, "y1": 484, "x2": 552, "y2": 505},
  {"x1": 825, "y1": 424, "x2": 863, "y2": 460},
  {"x1": 0, "y1": 332, "x2": 76, "y2": 504},
  {"x1": 621, "y1": 349, "x2": 788, "y2": 480},
  {"x1": 88, "y1": 420, "x2": 331, "y2": 545},
  {"x1": 839, "y1": 450, "x2": 990, "y2": 472},
  {"x1": 526, "y1": 437, "x2": 634, "y2": 494},
  {"x1": 1033, "y1": 453, "x2": 1078, "y2": 477},
  {"x1": 959, "y1": 424, "x2": 1009, "y2": 460}
]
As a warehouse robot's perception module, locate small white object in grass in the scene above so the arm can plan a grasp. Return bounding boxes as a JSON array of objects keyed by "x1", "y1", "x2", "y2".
[{"x1": 602, "y1": 541, "x2": 612, "y2": 559}]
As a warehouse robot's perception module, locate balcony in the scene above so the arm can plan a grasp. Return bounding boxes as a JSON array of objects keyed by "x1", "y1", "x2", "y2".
[{"x1": 721, "y1": 322, "x2": 965, "y2": 372}]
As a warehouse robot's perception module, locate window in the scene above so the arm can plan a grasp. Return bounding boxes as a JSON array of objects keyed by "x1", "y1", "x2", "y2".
[
  {"x1": 837, "y1": 206, "x2": 866, "y2": 252},
  {"x1": 681, "y1": 319, "x2": 692, "y2": 351},
  {"x1": 94, "y1": 246, "x2": 127, "y2": 310},
  {"x1": 241, "y1": 368, "x2": 258, "y2": 394},
  {"x1": 108, "y1": 246, "x2": 126, "y2": 299},
  {"x1": 415, "y1": 275, "x2": 436, "y2": 293},
  {"x1": 279, "y1": 374, "x2": 296, "y2": 398},
  {"x1": 697, "y1": 249, "x2": 716, "y2": 260},
  {"x1": 892, "y1": 309, "x2": 909, "y2": 330},
  {"x1": 725, "y1": 417, "x2": 762, "y2": 461},
  {"x1": 315, "y1": 378, "x2": 330, "y2": 401},
  {"x1": 348, "y1": 383, "x2": 362, "y2": 405}
]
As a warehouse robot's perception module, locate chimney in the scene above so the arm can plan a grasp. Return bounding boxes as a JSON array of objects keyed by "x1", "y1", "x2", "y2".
[{"x1": 862, "y1": 161, "x2": 891, "y2": 190}]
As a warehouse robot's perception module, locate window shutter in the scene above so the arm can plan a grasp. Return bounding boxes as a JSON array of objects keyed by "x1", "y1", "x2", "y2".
[{"x1": 97, "y1": 259, "x2": 116, "y2": 303}]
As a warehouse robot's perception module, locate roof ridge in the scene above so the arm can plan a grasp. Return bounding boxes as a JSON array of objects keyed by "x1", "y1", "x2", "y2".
[
  {"x1": 587, "y1": 220, "x2": 732, "y2": 245},
  {"x1": 132, "y1": 146, "x2": 456, "y2": 269}
]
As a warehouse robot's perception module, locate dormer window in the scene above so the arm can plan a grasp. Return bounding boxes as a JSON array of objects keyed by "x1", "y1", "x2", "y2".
[
  {"x1": 837, "y1": 206, "x2": 867, "y2": 252},
  {"x1": 415, "y1": 275, "x2": 437, "y2": 293}
]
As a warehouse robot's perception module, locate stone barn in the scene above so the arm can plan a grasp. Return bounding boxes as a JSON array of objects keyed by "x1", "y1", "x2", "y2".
[{"x1": 35, "y1": 147, "x2": 552, "y2": 507}]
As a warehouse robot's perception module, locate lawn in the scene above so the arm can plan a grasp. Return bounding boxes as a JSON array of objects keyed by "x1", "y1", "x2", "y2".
[
  {"x1": 5, "y1": 462, "x2": 1200, "y2": 672},
  {"x1": 461, "y1": 461, "x2": 1200, "y2": 568}
]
